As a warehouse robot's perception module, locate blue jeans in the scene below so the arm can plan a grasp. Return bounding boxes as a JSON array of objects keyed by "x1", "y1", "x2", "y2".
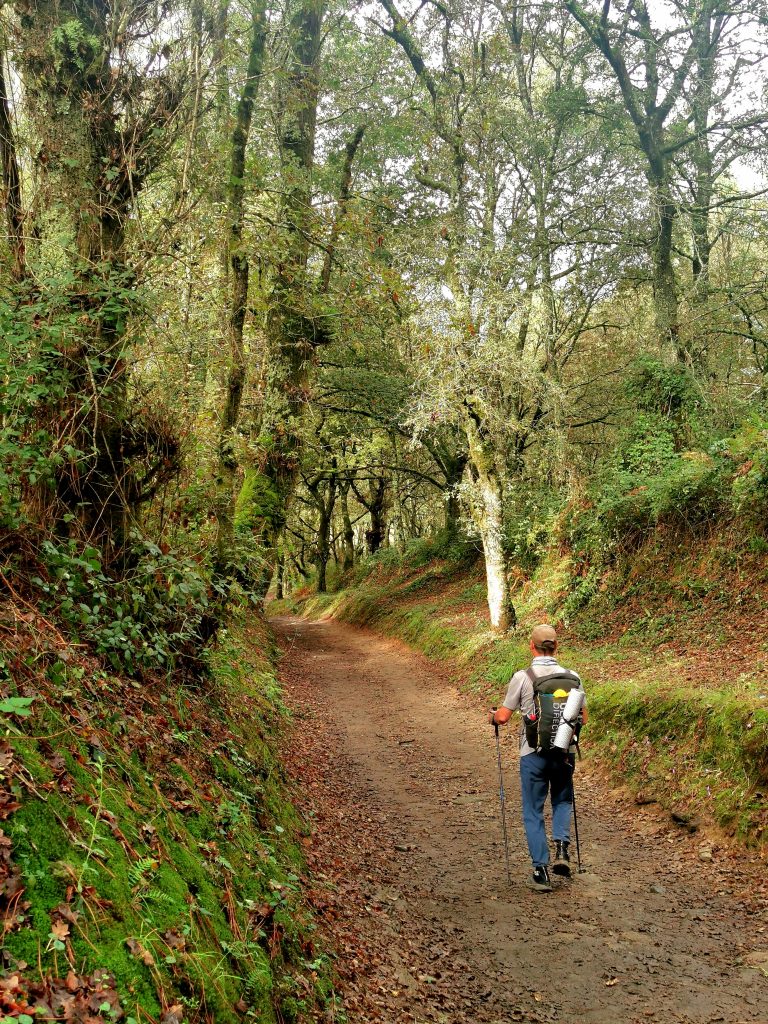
[{"x1": 519, "y1": 751, "x2": 575, "y2": 867}]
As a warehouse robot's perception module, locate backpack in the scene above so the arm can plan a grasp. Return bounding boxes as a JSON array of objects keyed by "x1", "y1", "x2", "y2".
[{"x1": 524, "y1": 668, "x2": 583, "y2": 754}]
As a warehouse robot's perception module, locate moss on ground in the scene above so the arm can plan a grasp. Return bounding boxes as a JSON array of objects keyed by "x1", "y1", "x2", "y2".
[{"x1": 0, "y1": 609, "x2": 333, "y2": 1023}]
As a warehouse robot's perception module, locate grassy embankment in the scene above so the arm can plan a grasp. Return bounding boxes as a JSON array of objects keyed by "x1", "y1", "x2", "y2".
[
  {"x1": 0, "y1": 605, "x2": 333, "y2": 1023},
  {"x1": 276, "y1": 533, "x2": 768, "y2": 850}
]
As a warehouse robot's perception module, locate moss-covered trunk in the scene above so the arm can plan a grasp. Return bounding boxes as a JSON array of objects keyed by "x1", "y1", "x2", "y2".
[
  {"x1": 215, "y1": 2, "x2": 268, "y2": 573},
  {"x1": 17, "y1": 3, "x2": 129, "y2": 548},
  {"x1": 246, "y1": 0, "x2": 325, "y2": 583},
  {"x1": 0, "y1": 37, "x2": 25, "y2": 282},
  {"x1": 340, "y1": 480, "x2": 355, "y2": 571},
  {"x1": 649, "y1": 173, "x2": 681, "y2": 359},
  {"x1": 12, "y1": 0, "x2": 181, "y2": 556},
  {"x1": 307, "y1": 468, "x2": 337, "y2": 594}
]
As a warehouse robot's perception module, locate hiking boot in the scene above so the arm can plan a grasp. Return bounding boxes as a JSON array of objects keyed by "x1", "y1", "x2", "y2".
[
  {"x1": 531, "y1": 865, "x2": 553, "y2": 892},
  {"x1": 553, "y1": 840, "x2": 571, "y2": 877}
]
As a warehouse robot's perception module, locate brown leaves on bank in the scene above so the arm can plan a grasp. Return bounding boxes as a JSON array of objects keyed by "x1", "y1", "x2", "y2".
[
  {"x1": 0, "y1": 967, "x2": 125, "y2": 1022},
  {"x1": 0, "y1": 741, "x2": 28, "y2": 945}
]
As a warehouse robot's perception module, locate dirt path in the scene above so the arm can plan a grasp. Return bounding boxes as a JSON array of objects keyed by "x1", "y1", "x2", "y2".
[{"x1": 274, "y1": 615, "x2": 768, "y2": 1024}]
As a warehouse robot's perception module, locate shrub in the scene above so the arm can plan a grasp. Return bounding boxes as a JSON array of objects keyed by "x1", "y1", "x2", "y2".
[
  {"x1": 594, "y1": 452, "x2": 724, "y2": 542},
  {"x1": 565, "y1": 401, "x2": 727, "y2": 561},
  {"x1": 724, "y1": 419, "x2": 768, "y2": 525},
  {"x1": 623, "y1": 356, "x2": 700, "y2": 421},
  {"x1": 31, "y1": 535, "x2": 213, "y2": 674},
  {"x1": 503, "y1": 486, "x2": 560, "y2": 573},
  {"x1": 0, "y1": 289, "x2": 69, "y2": 533}
]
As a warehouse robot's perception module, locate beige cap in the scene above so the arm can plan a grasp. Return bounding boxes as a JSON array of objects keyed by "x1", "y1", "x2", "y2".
[{"x1": 531, "y1": 623, "x2": 557, "y2": 648}]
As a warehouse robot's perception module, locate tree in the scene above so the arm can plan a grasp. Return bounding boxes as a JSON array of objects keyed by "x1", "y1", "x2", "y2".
[
  {"x1": 243, "y1": 0, "x2": 326, "y2": 585},
  {"x1": 377, "y1": 0, "x2": 625, "y2": 629},
  {"x1": 6, "y1": 0, "x2": 191, "y2": 554},
  {"x1": 565, "y1": 0, "x2": 768, "y2": 365},
  {"x1": 214, "y1": 0, "x2": 268, "y2": 573}
]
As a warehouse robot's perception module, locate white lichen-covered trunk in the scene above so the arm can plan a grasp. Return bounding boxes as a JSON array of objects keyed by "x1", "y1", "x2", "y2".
[
  {"x1": 476, "y1": 475, "x2": 513, "y2": 632},
  {"x1": 462, "y1": 402, "x2": 515, "y2": 632}
]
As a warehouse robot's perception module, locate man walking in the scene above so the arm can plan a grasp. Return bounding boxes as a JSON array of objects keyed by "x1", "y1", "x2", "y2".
[{"x1": 489, "y1": 624, "x2": 586, "y2": 891}]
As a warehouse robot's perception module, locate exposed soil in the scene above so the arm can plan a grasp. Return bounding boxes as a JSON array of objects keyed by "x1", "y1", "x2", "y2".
[{"x1": 274, "y1": 615, "x2": 768, "y2": 1024}]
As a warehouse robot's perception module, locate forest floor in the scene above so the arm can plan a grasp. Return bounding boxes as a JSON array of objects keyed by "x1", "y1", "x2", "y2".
[{"x1": 274, "y1": 614, "x2": 768, "y2": 1024}]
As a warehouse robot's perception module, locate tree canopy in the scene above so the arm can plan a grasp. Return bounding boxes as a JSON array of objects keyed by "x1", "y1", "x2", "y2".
[{"x1": 3, "y1": 0, "x2": 768, "y2": 653}]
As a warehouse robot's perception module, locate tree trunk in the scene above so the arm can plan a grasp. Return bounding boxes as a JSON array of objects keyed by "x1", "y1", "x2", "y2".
[
  {"x1": 214, "y1": 3, "x2": 268, "y2": 573},
  {"x1": 463, "y1": 404, "x2": 515, "y2": 632},
  {"x1": 320, "y1": 126, "x2": 366, "y2": 293},
  {"x1": 340, "y1": 481, "x2": 355, "y2": 571},
  {"x1": 0, "y1": 41, "x2": 25, "y2": 282},
  {"x1": 390, "y1": 439, "x2": 407, "y2": 552},
  {"x1": 689, "y1": 11, "x2": 716, "y2": 349},
  {"x1": 444, "y1": 488, "x2": 462, "y2": 536},
  {"x1": 365, "y1": 478, "x2": 387, "y2": 555},
  {"x1": 475, "y1": 472, "x2": 514, "y2": 632},
  {"x1": 312, "y1": 474, "x2": 337, "y2": 594},
  {"x1": 246, "y1": 0, "x2": 325, "y2": 580},
  {"x1": 563, "y1": 2, "x2": 702, "y2": 366},
  {"x1": 649, "y1": 175, "x2": 681, "y2": 359},
  {"x1": 315, "y1": 510, "x2": 331, "y2": 593},
  {"x1": 367, "y1": 517, "x2": 385, "y2": 555}
]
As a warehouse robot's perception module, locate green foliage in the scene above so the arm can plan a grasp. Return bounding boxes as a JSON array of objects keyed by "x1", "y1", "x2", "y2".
[
  {"x1": 417, "y1": 529, "x2": 478, "y2": 566},
  {"x1": 0, "y1": 288, "x2": 71, "y2": 532},
  {"x1": 236, "y1": 470, "x2": 281, "y2": 529},
  {"x1": 563, "y1": 394, "x2": 727, "y2": 566},
  {"x1": 614, "y1": 412, "x2": 678, "y2": 474},
  {"x1": 594, "y1": 452, "x2": 724, "y2": 540},
  {"x1": 562, "y1": 414, "x2": 768, "y2": 579},
  {"x1": 503, "y1": 487, "x2": 560, "y2": 573},
  {"x1": 722, "y1": 419, "x2": 768, "y2": 524},
  {"x1": 561, "y1": 566, "x2": 603, "y2": 619},
  {"x1": 387, "y1": 532, "x2": 477, "y2": 570},
  {"x1": 623, "y1": 357, "x2": 699, "y2": 420},
  {"x1": 31, "y1": 535, "x2": 211, "y2": 673},
  {"x1": 0, "y1": 696, "x2": 35, "y2": 717},
  {"x1": 587, "y1": 678, "x2": 768, "y2": 841},
  {"x1": 49, "y1": 19, "x2": 103, "y2": 74}
]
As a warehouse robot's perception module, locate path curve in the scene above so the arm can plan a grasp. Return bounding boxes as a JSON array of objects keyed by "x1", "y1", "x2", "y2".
[{"x1": 274, "y1": 615, "x2": 768, "y2": 1024}]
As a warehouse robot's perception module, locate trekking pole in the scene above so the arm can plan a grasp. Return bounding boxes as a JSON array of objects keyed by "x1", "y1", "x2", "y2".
[
  {"x1": 571, "y1": 773, "x2": 583, "y2": 874},
  {"x1": 493, "y1": 715, "x2": 513, "y2": 884}
]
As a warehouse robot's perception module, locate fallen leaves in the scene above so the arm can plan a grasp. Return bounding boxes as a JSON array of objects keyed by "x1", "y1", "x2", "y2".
[
  {"x1": 278, "y1": 630, "x2": 556, "y2": 1024},
  {"x1": 126, "y1": 936, "x2": 155, "y2": 967},
  {"x1": 0, "y1": 968, "x2": 125, "y2": 1023},
  {"x1": 0, "y1": 597, "x2": 305, "y2": 1024},
  {"x1": 0, "y1": 742, "x2": 21, "y2": 821},
  {"x1": 49, "y1": 920, "x2": 70, "y2": 941},
  {"x1": 0, "y1": 744, "x2": 28, "y2": 940},
  {"x1": 161, "y1": 1003, "x2": 184, "y2": 1024}
]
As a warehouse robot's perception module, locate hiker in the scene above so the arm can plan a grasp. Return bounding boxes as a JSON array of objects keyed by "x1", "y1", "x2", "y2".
[{"x1": 488, "y1": 623, "x2": 586, "y2": 892}]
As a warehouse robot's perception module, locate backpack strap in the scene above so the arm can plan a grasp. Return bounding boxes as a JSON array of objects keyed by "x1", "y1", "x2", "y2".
[{"x1": 526, "y1": 668, "x2": 580, "y2": 692}]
